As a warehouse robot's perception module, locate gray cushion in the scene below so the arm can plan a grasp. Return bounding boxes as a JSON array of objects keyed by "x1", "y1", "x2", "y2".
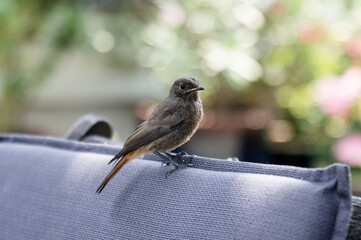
[{"x1": 0, "y1": 134, "x2": 352, "y2": 240}]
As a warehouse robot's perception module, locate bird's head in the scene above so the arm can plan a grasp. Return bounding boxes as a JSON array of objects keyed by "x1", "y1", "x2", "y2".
[{"x1": 170, "y1": 76, "x2": 205, "y2": 101}]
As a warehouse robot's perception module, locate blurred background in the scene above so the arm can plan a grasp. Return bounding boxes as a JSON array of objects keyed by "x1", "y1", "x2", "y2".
[{"x1": 1, "y1": 0, "x2": 361, "y2": 195}]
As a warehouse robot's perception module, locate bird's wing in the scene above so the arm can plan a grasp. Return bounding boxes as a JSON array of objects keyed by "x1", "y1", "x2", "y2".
[
  {"x1": 124, "y1": 101, "x2": 186, "y2": 152},
  {"x1": 108, "y1": 101, "x2": 186, "y2": 165}
]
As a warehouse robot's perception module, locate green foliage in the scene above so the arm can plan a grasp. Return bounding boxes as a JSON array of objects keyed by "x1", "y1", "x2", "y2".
[
  {"x1": 0, "y1": 0, "x2": 82, "y2": 132},
  {"x1": 2, "y1": 0, "x2": 361, "y2": 166},
  {"x1": 89, "y1": 0, "x2": 360, "y2": 165}
]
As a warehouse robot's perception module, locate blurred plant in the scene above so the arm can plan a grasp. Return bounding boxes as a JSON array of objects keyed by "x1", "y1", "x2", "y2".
[
  {"x1": 333, "y1": 133, "x2": 361, "y2": 167},
  {"x1": 83, "y1": 0, "x2": 361, "y2": 165},
  {"x1": 260, "y1": 0, "x2": 361, "y2": 164},
  {"x1": 0, "y1": 0, "x2": 82, "y2": 132},
  {"x1": 102, "y1": 0, "x2": 361, "y2": 166},
  {"x1": 315, "y1": 67, "x2": 361, "y2": 118},
  {"x1": 87, "y1": 0, "x2": 269, "y2": 108},
  {"x1": 3, "y1": 0, "x2": 361, "y2": 166}
]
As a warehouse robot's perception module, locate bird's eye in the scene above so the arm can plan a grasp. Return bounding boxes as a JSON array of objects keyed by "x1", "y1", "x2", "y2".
[{"x1": 179, "y1": 83, "x2": 186, "y2": 90}]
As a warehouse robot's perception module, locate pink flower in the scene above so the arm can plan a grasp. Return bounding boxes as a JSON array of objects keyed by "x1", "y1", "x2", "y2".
[
  {"x1": 333, "y1": 133, "x2": 361, "y2": 166},
  {"x1": 315, "y1": 67, "x2": 361, "y2": 117},
  {"x1": 158, "y1": 2, "x2": 186, "y2": 27},
  {"x1": 297, "y1": 22, "x2": 324, "y2": 44},
  {"x1": 268, "y1": 0, "x2": 287, "y2": 18},
  {"x1": 345, "y1": 35, "x2": 361, "y2": 65}
]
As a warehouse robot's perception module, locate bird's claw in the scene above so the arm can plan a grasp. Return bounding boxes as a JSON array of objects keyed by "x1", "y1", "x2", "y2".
[
  {"x1": 178, "y1": 151, "x2": 188, "y2": 156},
  {"x1": 180, "y1": 156, "x2": 193, "y2": 166},
  {"x1": 165, "y1": 151, "x2": 188, "y2": 158},
  {"x1": 155, "y1": 151, "x2": 193, "y2": 178},
  {"x1": 183, "y1": 162, "x2": 194, "y2": 167},
  {"x1": 165, "y1": 166, "x2": 178, "y2": 179},
  {"x1": 161, "y1": 161, "x2": 170, "y2": 167},
  {"x1": 164, "y1": 155, "x2": 194, "y2": 178}
]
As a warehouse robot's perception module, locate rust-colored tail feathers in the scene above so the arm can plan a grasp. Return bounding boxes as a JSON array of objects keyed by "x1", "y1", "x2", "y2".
[
  {"x1": 108, "y1": 150, "x2": 124, "y2": 165},
  {"x1": 96, "y1": 150, "x2": 135, "y2": 194}
]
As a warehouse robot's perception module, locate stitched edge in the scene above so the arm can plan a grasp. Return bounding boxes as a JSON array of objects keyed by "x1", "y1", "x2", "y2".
[{"x1": 0, "y1": 133, "x2": 349, "y2": 183}]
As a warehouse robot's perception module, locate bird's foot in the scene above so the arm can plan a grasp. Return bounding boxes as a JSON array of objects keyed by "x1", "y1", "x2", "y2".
[
  {"x1": 165, "y1": 151, "x2": 188, "y2": 158},
  {"x1": 164, "y1": 152, "x2": 194, "y2": 178},
  {"x1": 161, "y1": 161, "x2": 170, "y2": 167},
  {"x1": 155, "y1": 152, "x2": 175, "y2": 167},
  {"x1": 154, "y1": 151, "x2": 193, "y2": 178},
  {"x1": 165, "y1": 165, "x2": 179, "y2": 178}
]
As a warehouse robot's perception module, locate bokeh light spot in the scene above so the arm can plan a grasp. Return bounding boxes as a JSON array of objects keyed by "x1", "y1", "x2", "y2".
[
  {"x1": 92, "y1": 30, "x2": 115, "y2": 53},
  {"x1": 266, "y1": 120, "x2": 295, "y2": 143},
  {"x1": 188, "y1": 12, "x2": 215, "y2": 34},
  {"x1": 326, "y1": 117, "x2": 349, "y2": 138},
  {"x1": 232, "y1": 3, "x2": 265, "y2": 30}
]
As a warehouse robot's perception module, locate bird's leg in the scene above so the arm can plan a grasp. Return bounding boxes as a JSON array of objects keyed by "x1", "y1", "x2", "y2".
[
  {"x1": 155, "y1": 151, "x2": 194, "y2": 178},
  {"x1": 154, "y1": 151, "x2": 176, "y2": 166},
  {"x1": 166, "y1": 151, "x2": 193, "y2": 167},
  {"x1": 164, "y1": 151, "x2": 194, "y2": 178},
  {"x1": 165, "y1": 151, "x2": 188, "y2": 158}
]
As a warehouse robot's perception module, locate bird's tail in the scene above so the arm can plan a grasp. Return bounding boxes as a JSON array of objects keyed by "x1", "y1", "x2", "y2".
[
  {"x1": 108, "y1": 150, "x2": 124, "y2": 165},
  {"x1": 96, "y1": 150, "x2": 136, "y2": 194}
]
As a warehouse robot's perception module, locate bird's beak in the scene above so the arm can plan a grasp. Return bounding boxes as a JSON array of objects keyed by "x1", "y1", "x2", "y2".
[{"x1": 186, "y1": 86, "x2": 205, "y2": 93}]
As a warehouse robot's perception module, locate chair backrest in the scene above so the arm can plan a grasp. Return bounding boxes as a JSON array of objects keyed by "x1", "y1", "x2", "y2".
[{"x1": 0, "y1": 131, "x2": 352, "y2": 240}]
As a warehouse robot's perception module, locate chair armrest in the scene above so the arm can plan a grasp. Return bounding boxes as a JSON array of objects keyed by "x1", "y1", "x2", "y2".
[{"x1": 347, "y1": 196, "x2": 361, "y2": 239}]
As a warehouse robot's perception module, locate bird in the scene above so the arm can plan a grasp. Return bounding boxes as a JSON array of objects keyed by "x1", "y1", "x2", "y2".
[{"x1": 96, "y1": 76, "x2": 204, "y2": 194}]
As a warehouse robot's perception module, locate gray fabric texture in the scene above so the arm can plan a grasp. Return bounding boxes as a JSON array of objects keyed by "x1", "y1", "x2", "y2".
[
  {"x1": 0, "y1": 134, "x2": 352, "y2": 240},
  {"x1": 64, "y1": 114, "x2": 113, "y2": 141}
]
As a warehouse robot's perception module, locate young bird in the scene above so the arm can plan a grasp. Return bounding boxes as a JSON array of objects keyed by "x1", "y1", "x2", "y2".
[{"x1": 96, "y1": 76, "x2": 204, "y2": 193}]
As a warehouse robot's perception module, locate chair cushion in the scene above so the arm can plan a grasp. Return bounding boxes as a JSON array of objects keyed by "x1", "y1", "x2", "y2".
[{"x1": 0, "y1": 134, "x2": 352, "y2": 240}]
